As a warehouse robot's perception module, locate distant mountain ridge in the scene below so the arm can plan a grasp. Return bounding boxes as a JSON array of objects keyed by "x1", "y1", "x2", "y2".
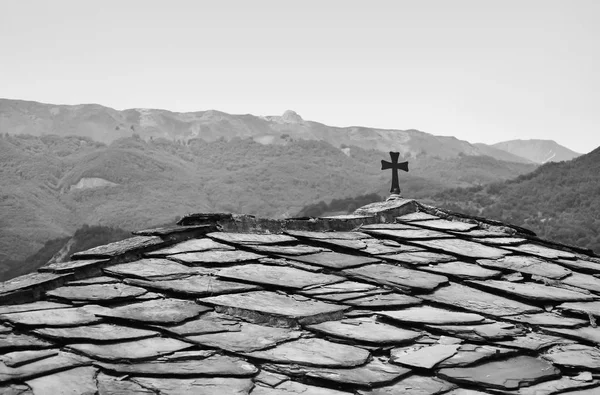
[
  {"x1": 0, "y1": 98, "x2": 575, "y2": 164},
  {"x1": 492, "y1": 139, "x2": 581, "y2": 164}
]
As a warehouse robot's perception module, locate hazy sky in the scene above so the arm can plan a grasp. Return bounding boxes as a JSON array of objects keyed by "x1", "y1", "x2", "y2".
[{"x1": 1, "y1": 0, "x2": 598, "y2": 153}]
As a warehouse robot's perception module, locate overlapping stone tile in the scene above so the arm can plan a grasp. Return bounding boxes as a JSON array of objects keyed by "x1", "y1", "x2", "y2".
[
  {"x1": 217, "y1": 264, "x2": 344, "y2": 289},
  {"x1": 133, "y1": 224, "x2": 213, "y2": 236},
  {"x1": 104, "y1": 258, "x2": 205, "y2": 280},
  {"x1": 67, "y1": 276, "x2": 119, "y2": 285},
  {"x1": 0, "y1": 272, "x2": 71, "y2": 301},
  {"x1": 420, "y1": 261, "x2": 502, "y2": 280},
  {"x1": 409, "y1": 238, "x2": 511, "y2": 259},
  {"x1": 381, "y1": 251, "x2": 455, "y2": 265},
  {"x1": 311, "y1": 238, "x2": 369, "y2": 250},
  {"x1": 467, "y1": 279, "x2": 595, "y2": 302},
  {"x1": 169, "y1": 250, "x2": 263, "y2": 265},
  {"x1": 252, "y1": 380, "x2": 350, "y2": 395},
  {"x1": 559, "y1": 300, "x2": 600, "y2": 317},
  {"x1": 244, "y1": 338, "x2": 370, "y2": 367},
  {"x1": 46, "y1": 283, "x2": 147, "y2": 303},
  {"x1": 504, "y1": 243, "x2": 576, "y2": 260},
  {"x1": 131, "y1": 377, "x2": 254, "y2": 395},
  {"x1": 198, "y1": 291, "x2": 348, "y2": 326},
  {"x1": 425, "y1": 322, "x2": 523, "y2": 342},
  {"x1": 0, "y1": 301, "x2": 70, "y2": 315},
  {"x1": 503, "y1": 312, "x2": 587, "y2": 328},
  {"x1": 40, "y1": 259, "x2": 107, "y2": 274},
  {"x1": 95, "y1": 298, "x2": 209, "y2": 324},
  {"x1": 436, "y1": 344, "x2": 515, "y2": 368},
  {"x1": 0, "y1": 333, "x2": 53, "y2": 352},
  {"x1": 472, "y1": 237, "x2": 527, "y2": 246},
  {"x1": 72, "y1": 235, "x2": 163, "y2": 259},
  {"x1": 437, "y1": 355, "x2": 561, "y2": 390},
  {"x1": 555, "y1": 258, "x2": 600, "y2": 274},
  {"x1": 157, "y1": 312, "x2": 239, "y2": 336},
  {"x1": 313, "y1": 290, "x2": 390, "y2": 303},
  {"x1": 283, "y1": 251, "x2": 380, "y2": 270},
  {"x1": 344, "y1": 264, "x2": 448, "y2": 292},
  {"x1": 363, "y1": 227, "x2": 453, "y2": 240},
  {"x1": 562, "y1": 272, "x2": 600, "y2": 294},
  {"x1": 145, "y1": 238, "x2": 235, "y2": 257},
  {"x1": 97, "y1": 372, "x2": 155, "y2": 394},
  {"x1": 208, "y1": 232, "x2": 297, "y2": 245},
  {"x1": 0, "y1": 384, "x2": 32, "y2": 394},
  {"x1": 33, "y1": 323, "x2": 158, "y2": 343},
  {"x1": 68, "y1": 336, "x2": 192, "y2": 362},
  {"x1": 301, "y1": 281, "x2": 378, "y2": 296},
  {"x1": 362, "y1": 239, "x2": 423, "y2": 255},
  {"x1": 421, "y1": 282, "x2": 543, "y2": 317},
  {"x1": 125, "y1": 275, "x2": 260, "y2": 297},
  {"x1": 391, "y1": 344, "x2": 460, "y2": 369},
  {"x1": 254, "y1": 370, "x2": 289, "y2": 387},
  {"x1": 357, "y1": 374, "x2": 456, "y2": 395},
  {"x1": 344, "y1": 293, "x2": 422, "y2": 308},
  {"x1": 495, "y1": 332, "x2": 570, "y2": 351},
  {"x1": 306, "y1": 316, "x2": 421, "y2": 345},
  {"x1": 26, "y1": 365, "x2": 97, "y2": 395},
  {"x1": 542, "y1": 326, "x2": 600, "y2": 345},
  {"x1": 0, "y1": 351, "x2": 89, "y2": 384},
  {"x1": 410, "y1": 219, "x2": 478, "y2": 232},
  {"x1": 286, "y1": 230, "x2": 370, "y2": 240},
  {"x1": 478, "y1": 256, "x2": 571, "y2": 279},
  {"x1": 250, "y1": 245, "x2": 327, "y2": 256},
  {"x1": 397, "y1": 212, "x2": 440, "y2": 221},
  {"x1": 378, "y1": 306, "x2": 485, "y2": 325},
  {"x1": 0, "y1": 305, "x2": 109, "y2": 327},
  {"x1": 186, "y1": 322, "x2": 302, "y2": 353},
  {"x1": 544, "y1": 344, "x2": 600, "y2": 370},
  {"x1": 508, "y1": 376, "x2": 600, "y2": 395},
  {"x1": 0, "y1": 349, "x2": 58, "y2": 368},
  {"x1": 264, "y1": 357, "x2": 411, "y2": 388},
  {"x1": 98, "y1": 354, "x2": 257, "y2": 376}
]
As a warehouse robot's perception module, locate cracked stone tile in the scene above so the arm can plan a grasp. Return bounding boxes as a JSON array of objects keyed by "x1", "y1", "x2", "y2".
[
  {"x1": 68, "y1": 336, "x2": 192, "y2": 362},
  {"x1": 467, "y1": 279, "x2": 595, "y2": 302},
  {"x1": 131, "y1": 377, "x2": 254, "y2": 395},
  {"x1": 0, "y1": 272, "x2": 71, "y2": 300},
  {"x1": 145, "y1": 238, "x2": 235, "y2": 256},
  {"x1": 217, "y1": 264, "x2": 344, "y2": 289},
  {"x1": 344, "y1": 264, "x2": 448, "y2": 292},
  {"x1": 437, "y1": 355, "x2": 560, "y2": 390},
  {"x1": 494, "y1": 332, "x2": 571, "y2": 351},
  {"x1": 0, "y1": 349, "x2": 58, "y2": 368},
  {"x1": 98, "y1": 354, "x2": 258, "y2": 376},
  {"x1": 420, "y1": 261, "x2": 502, "y2": 280},
  {"x1": 363, "y1": 227, "x2": 453, "y2": 240},
  {"x1": 244, "y1": 338, "x2": 370, "y2": 368},
  {"x1": 46, "y1": 283, "x2": 147, "y2": 303},
  {"x1": 555, "y1": 258, "x2": 600, "y2": 274},
  {"x1": 26, "y1": 366, "x2": 97, "y2": 395},
  {"x1": 409, "y1": 219, "x2": 478, "y2": 232},
  {"x1": 542, "y1": 326, "x2": 600, "y2": 346},
  {"x1": 391, "y1": 344, "x2": 460, "y2": 369},
  {"x1": 0, "y1": 301, "x2": 70, "y2": 315},
  {"x1": 97, "y1": 372, "x2": 154, "y2": 395},
  {"x1": 409, "y1": 238, "x2": 510, "y2": 259},
  {"x1": 157, "y1": 312, "x2": 241, "y2": 336},
  {"x1": 208, "y1": 232, "x2": 297, "y2": 245},
  {"x1": 344, "y1": 293, "x2": 422, "y2": 308},
  {"x1": 544, "y1": 344, "x2": 600, "y2": 371},
  {"x1": 436, "y1": 344, "x2": 515, "y2": 368},
  {"x1": 397, "y1": 212, "x2": 440, "y2": 222},
  {"x1": 0, "y1": 351, "x2": 89, "y2": 384},
  {"x1": 559, "y1": 301, "x2": 600, "y2": 317},
  {"x1": 282, "y1": 251, "x2": 380, "y2": 270},
  {"x1": 378, "y1": 305, "x2": 485, "y2": 325},
  {"x1": 306, "y1": 316, "x2": 421, "y2": 345},
  {"x1": 358, "y1": 374, "x2": 456, "y2": 395},
  {"x1": 507, "y1": 376, "x2": 600, "y2": 395},
  {"x1": 425, "y1": 322, "x2": 523, "y2": 342},
  {"x1": 362, "y1": 239, "x2": 423, "y2": 255},
  {"x1": 72, "y1": 235, "x2": 163, "y2": 259},
  {"x1": 33, "y1": 323, "x2": 158, "y2": 343},
  {"x1": 264, "y1": 357, "x2": 410, "y2": 388},
  {"x1": 420, "y1": 282, "x2": 542, "y2": 317},
  {"x1": 252, "y1": 380, "x2": 351, "y2": 395},
  {"x1": 504, "y1": 243, "x2": 576, "y2": 260},
  {"x1": 95, "y1": 298, "x2": 209, "y2": 324},
  {"x1": 301, "y1": 281, "x2": 378, "y2": 296},
  {"x1": 0, "y1": 333, "x2": 54, "y2": 352},
  {"x1": 67, "y1": 276, "x2": 120, "y2": 286},
  {"x1": 0, "y1": 305, "x2": 109, "y2": 327},
  {"x1": 198, "y1": 291, "x2": 349, "y2": 327},
  {"x1": 125, "y1": 274, "x2": 260, "y2": 297},
  {"x1": 187, "y1": 321, "x2": 303, "y2": 352},
  {"x1": 169, "y1": 250, "x2": 263, "y2": 265},
  {"x1": 103, "y1": 258, "x2": 204, "y2": 280},
  {"x1": 381, "y1": 251, "x2": 455, "y2": 265},
  {"x1": 40, "y1": 259, "x2": 107, "y2": 274},
  {"x1": 471, "y1": 237, "x2": 528, "y2": 246},
  {"x1": 562, "y1": 272, "x2": 600, "y2": 294},
  {"x1": 254, "y1": 370, "x2": 289, "y2": 387},
  {"x1": 477, "y1": 256, "x2": 571, "y2": 280},
  {"x1": 250, "y1": 245, "x2": 327, "y2": 256},
  {"x1": 503, "y1": 312, "x2": 587, "y2": 328},
  {"x1": 285, "y1": 230, "x2": 370, "y2": 240}
]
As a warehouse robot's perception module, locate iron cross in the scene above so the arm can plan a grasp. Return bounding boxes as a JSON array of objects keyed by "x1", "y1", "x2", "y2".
[{"x1": 381, "y1": 152, "x2": 409, "y2": 195}]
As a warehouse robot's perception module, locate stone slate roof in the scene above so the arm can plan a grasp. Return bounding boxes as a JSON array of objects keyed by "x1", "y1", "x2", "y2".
[{"x1": 1, "y1": 198, "x2": 600, "y2": 394}]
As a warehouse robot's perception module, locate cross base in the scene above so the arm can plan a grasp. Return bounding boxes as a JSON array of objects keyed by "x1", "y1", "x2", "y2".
[{"x1": 386, "y1": 193, "x2": 402, "y2": 201}]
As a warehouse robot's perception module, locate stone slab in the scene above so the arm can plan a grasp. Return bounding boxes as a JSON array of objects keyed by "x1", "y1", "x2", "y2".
[
  {"x1": 344, "y1": 293, "x2": 422, "y2": 308},
  {"x1": 362, "y1": 239, "x2": 423, "y2": 255},
  {"x1": 543, "y1": 326, "x2": 600, "y2": 345},
  {"x1": 67, "y1": 276, "x2": 120, "y2": 285},
  {"x1": 559, "y1": 300, "x2": 600, "y2": 317},
  {"x1": 495, "y1": 332, "x2": 569, "y2": 351},
  {"x1": 504, "y1": 243, "x2": 576, "y2": 260},
  {"x1": 264, "y1": 357, "x2": 410, "y2": 387},
  {"x1": 72, "y1": 235, "x2": 163, "y2": 259},
  {"x1": 0, "y1": 351, "x2": 89, "y2": 384},
  {"x1": 68, "y1": 336, "x2": 192, "y2": 362},
  {"x1": 285, "y1": 230, "x2": 370, "y2": 240},
  {"x1": 397, "y1": 212, "x2": 440, "y2": 221},
  {"x1": 511, "y1": 376, "x2": 600, "y2": 395},
  {"x1": 157, "y1": 312, "x2": 241, "y2": 336},
  {"x1": 379, "y1": 306, "x2": 485, "y2": 325},
  {"x1": 33, "y1": 323, "x2": 158, "y2": 342},
  {"x1": 472, "y1": 237, "x2": 527, "y2": 246},
  {"x1": 46, "y1": 283, "x2": 147, "y2": 302},
  {"x1": 145, "y1": 238, "x2": 235, "y2": 256},
  {"x1": 96, "y1": 298, "x2": 209, "y2": 324},
  {"x1": 26, "y1": 366, "x2": 97, "y2": 395},
  {"x1": 503, "y1": 312, "x2": 587, "y2": 328},
  {"x1": 344, "y1": 263, "x2": 448, "y2": 292},
  {"x1": 301, "y1": 281, "x2": 378, "y2": 296},
  {"x1": 40, "y1": 259, "x2": 107, "y2": 274},
  {"x1": 0, "y1": 305, "x2": 108, "y2": 327},
  {"x1": 562, "y1": 272, "x2": 600, "y2": 293},
  {"x1": 544, "y1": 344, "x2": 600, "y2": 370},
  {"x1": 132, "y1": 377, "x2": 253, "y2": 395},
  {"x1": 217, "y1": 264, "x2": 344, "y2": 289},
  {"x1": 307, "y1": 316, "x2": 421, "y2": 345},
  {"x1": 208, "y1": 232, "x2": 297, "y2": 245},
  {"x1": 555, "y1": 258, "x2": 600, "y2": 274},
  {"x1": 252, "y1": 380, "x2": 349, "y2": 395},
  {"x1": 364, "y1": 227, "x2": 453, "y2": 240},
  {"x1": 245, "y1": 338, "x2": 370, "y2": 367},
  {"x1": 0, "y1": 302, "x2": 70, "y2": 315},
  {"x1": 187, "y1": 321, "x2": 302, "y2": 352},
  {"x1": 357, "y1": 374, "x2": 456, "y2": 395},
  {"x1": 436, "y1": 344, "x2": 515, "y2": 368},
  {"x1": 478, "y1": 256, "x2": 572, "y2": 279},
  {"x1": 104, "y1": 258, "x2": 202, "y2": 280},
  {"x1": 251, "y1": 245, "x2": 327, "y2": 256},
  {"x1": 410, "y1": 238, "x2": 511, "y2": 259},
  {"x1": 97, "y1": 372, "x2": 155, "y2": 394},
  {"x1": 98, "y1": 354, "x2": 257, "y2": 376},
  {"x1": 125, "y1": 275, "x2": 261, "y2": 296},
  {"x1": 410, "y1": 219, "x2": 478, "y2": 232},
  {"x1": 169, "y1": 250, "x2": 263, "y2": 265},
  {"x1": 467, "y1": 279, "x2": 595, "y2": 302},
  {"x1": 437, "y1": 355, "x2": 561, "y2": 390},
  {"x1": 0, "y1": 333, "x2": 54, "y2": 352},
  {"x1": 0, "y1": 273, "x2": 70, "y2": 300},
  {"x1": 133, "y1": 224, "x2": 213, "y2": 237},
  {"x1": 391, "y1": 344, "x2": 460, "y2": 369},
  {"x1": 425, "y1": 322, "x2": 523, "y2": 342},
  {"x1": 420, "y1": 261, "x2": 502, "y2": 280},
  {"x1": 421, "y1": 282, "x2": 542, "y2": 317},
  {"x1": 0, "y1": 349, "x2": 58, "y2": 368},
  {"x1": 198, "y1": 291, "x2": 349, "y2": 327},
  {"x1": 283, "y1": 251, "x2": 380, "y2": 270},
  {"x1": 312, "y1": 238, "x2": 369, "y2": 250},
  {"x1": 382, "y1": 251, "x2": 455, "y2": 265}
]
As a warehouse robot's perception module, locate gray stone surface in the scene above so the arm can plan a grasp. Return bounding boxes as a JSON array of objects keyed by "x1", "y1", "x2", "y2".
[
  {"x1": 0, "y1": 352, "x2": 89, "y2": 384},
  {"x1": 284, "y1": 251, "x2": 380, "y2": 270},
  {"x1": 286, "y1": 230, "x2": 370, "y2": 240},
  {"x1": 40, "y1": 259, "x2": 107, "y2": 273},
  {"x1": 555, "y1": 258, "x2": 600, "y2": 274},
  {"x1": 97, "y1": 372, "x2": 155, "y2": 395},
  {"x1": 345, "y1": 263, "x2": 448, "y2": 292},
  {"x1": 0, "y1": 333, "x2": 54, "y2": 352},
  {"x1": 26, "y1": 366, "x2": 97, "y2": 395},
  {"x1": 495, "y1": 332, "x2": 569, "y2": 351},
  {"x1": 217, "y1": 264, "x2": 344, "y2": 289},
  {"x1": 307, "y1": 316, "x2": 421, "y2": 345},
  {"x1": 410, "y1": 219, "x2": 478, "y2": 232},
  {"x1": 344, "y1": 293, "x2": 422, "y2": 308},
  {"x1": 251, "y1": 245, "x2": 327, "y2": 255},
  {"x1": 543, "y1": 326, "x2": 600, "y2": 345},
  {"x1": 436, "y1": 344, "x2": 515, "y2": 368},
  {"x1": 358, "y1": 374, "x2": 456, "y2": 395},
  {"x1": 252, "y1": 380, "x2": 350, "y2": 395},
  {"x1": 544, "y1": 344, "x2": 600, "y2": 370},
  {"x1": 504, "y1": 243, "x2": 576, "y2": 259},
  {"x1": 0, "y1": 301, "x2": 70, "y2": 315},
  {"x1": 382, "y1": 251, "x2": 455, "y2": 265},
  {"x1": 208, "y1": 232, "x2": 297, "y2": 245},
  {"x1": 132, "y1": 377, "x2": 254, "y2": 395},
  {"x1": 0, "y1": 349, "x2": 58, "y2": 368},
  {"x1": 467, "y1": 279, "x2": 595, "y2": 302},
  {"x1": 170, "y1": 250, "x2": 263, "y2": 265},
  {"x1": 145, "y1": 238, "x2": 235, "y2": 256},
  {"x1": 125, "y1": 274, "x2": 260, "y2": 296},
  {"x1": 33, "y1": 323, "x2": 158, "y2": 342},
  {"x1": 0, "y1": 273, "x2": 70, "y2": 298},
  {"x1": 364, "y1": 227, "x2": 453, "y2": 240},
  {"x1": 0, "y1": 305, "x2": 108, "y2": 327},
  {"x1": 437, "y1": 355, "x2": 560, "y2": 390},
  {"x1": 72, "y1": 235, "x2": 163, "y2": 259},
  {"x1": 245, "y1": 338, "x2": 370, "y2": 367},
  {"x1": 104, "y1": 258, "x2": 203, "y2": 280},
  {"x1": 379, "y1": 306, "x2": 485, "y2": 325},
  {"x1": 562, "y1": 272, "x2": 600, "y2": 293},
  {"x1": 391, "y1": 344, "x2": 460, "y2": 369},
  {"x1": 157, "y1": 312, "x2": 241, "y2": 336},
  {"x1": 96, "y1": 298, "x2": 209, "y2": 324},
  {"x1": 559, "y1": 300, "x2": 600, "y2": 317},
  {"x1": 425, "y1": 322, "x2": 523, "y2": 342},
  {"x1": 397, "y1": 212, "x2": 439, "y2": 221},
  {"x1": 301, "y1": 281, "x2": 378, "y2": 296},
  {"x1": 68, "y1": 336, "x2": 192, "y2": 361},
  {"x1": 503, "y1": 312, "x2": 587, "y2": 328},
  {"x1": 410, "y1": 238, "x2": 510, "y2": 259},
  {"x1": 420, "y1": 261, "x2": 502, "y2": 280},
  {"x1": 46, "y1": 283, "x2": 147, "y2": 302},
  {"x1": 478, "y1": 256, "x2": 571, "y2": 279}
]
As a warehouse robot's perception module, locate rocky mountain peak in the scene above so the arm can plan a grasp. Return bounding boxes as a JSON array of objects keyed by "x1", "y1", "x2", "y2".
[{"x1": 281, "y1": 110, "x2": 303, "y2": 123}]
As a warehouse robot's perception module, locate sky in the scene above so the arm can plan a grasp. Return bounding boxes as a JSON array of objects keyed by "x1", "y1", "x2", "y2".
[{"x1": 1, "y1": 0, "x2": 598, "y2": 153}]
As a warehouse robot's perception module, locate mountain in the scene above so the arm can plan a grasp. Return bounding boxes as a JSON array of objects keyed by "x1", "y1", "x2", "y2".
[
  {"x1": 430, "y1": 146, "x2": 600, "y2": 252},
  {"x1": 491, "y1": 139, "x2": 581, "y2": 164},
  {"x1": 0, "y1": 133, "x2": 537, "y2": 269},
  {"x1": 472, "y1": 143, "x2": 534, "y2": 164},
  {"x1": 0, "y1": 98, "x2": 538, "y2": 163}
]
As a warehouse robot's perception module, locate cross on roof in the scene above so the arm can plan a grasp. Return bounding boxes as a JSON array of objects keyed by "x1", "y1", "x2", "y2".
[{"x1": 381, "y1": 152, "x2": 409, "y2": 195}]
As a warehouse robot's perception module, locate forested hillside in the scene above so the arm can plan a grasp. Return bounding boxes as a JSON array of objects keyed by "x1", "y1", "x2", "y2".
[{"x1": 431, "y1": 147, "x2": 600, "y2": 252}]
